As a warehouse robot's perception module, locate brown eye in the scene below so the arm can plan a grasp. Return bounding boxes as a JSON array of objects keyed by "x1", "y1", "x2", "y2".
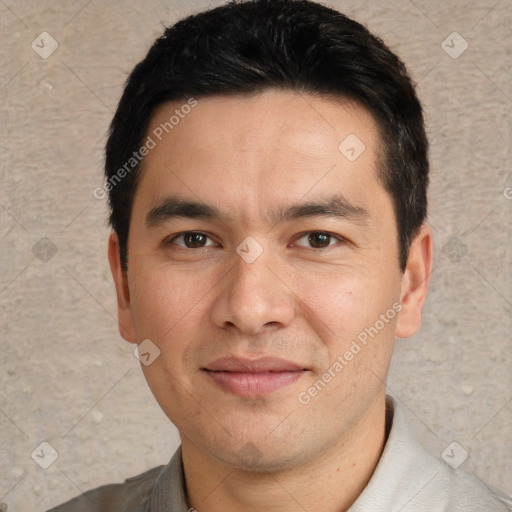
[
  {"x1": 295, "y1": 231, "x2": 339, "y2": 249},
  {"x1": 184, "y1": 232, "x2": 207, "y2": 248},
  {"x1": 307, "y1": 232, "x2": 331, "y2": 248},
  {"x1": 170, "y1": 232, "x2": 215, "y2": 248}
]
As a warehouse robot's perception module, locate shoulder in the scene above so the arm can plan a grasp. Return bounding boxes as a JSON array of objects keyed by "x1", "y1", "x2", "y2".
[
  {"x1": 443, "y1": 466, "x2": 512, "y2": 511},
  {"x1": 46, "y1": 465, "x2": 165, "y2": 512},
  {"x1": 367, "y1": 397, "x2": 512, "y2": 511}
]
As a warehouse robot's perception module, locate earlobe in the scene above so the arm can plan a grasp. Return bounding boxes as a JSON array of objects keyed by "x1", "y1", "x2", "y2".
[
  {"x1": 108, "y1": 232, "x2": 138, "y2": 343},
  {"x1": 395, "y1": 224, "x2": 434, "y2": 339}
]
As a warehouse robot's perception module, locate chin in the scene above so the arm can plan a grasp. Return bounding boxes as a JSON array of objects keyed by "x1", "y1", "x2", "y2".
[
  {"x1": 204, "y1": 435, "x2": 313, "y2": 474},
  {"x1": 218, "y1": 450, "x2": 299, "y2": 474}
]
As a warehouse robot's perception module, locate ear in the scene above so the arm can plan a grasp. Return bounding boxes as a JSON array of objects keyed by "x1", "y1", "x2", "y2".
[
  {"x1": 395, "y1": 224, "x2": 434, "y2": 339},
  {"x1": 108, "y1": 232, "x2": 137, "y2": 343}
]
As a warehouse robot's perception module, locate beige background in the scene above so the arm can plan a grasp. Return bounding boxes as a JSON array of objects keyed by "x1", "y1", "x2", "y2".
[{"x1": 1, "y1": 1, "x2": 511, "y2": 511}]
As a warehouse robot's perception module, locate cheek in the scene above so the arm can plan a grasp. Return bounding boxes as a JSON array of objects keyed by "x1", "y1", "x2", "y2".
[
  {"x1": 128, "y1": 266, "x2": 210, "y2": 340},
  {"x1": 292, "y1": 267, "x2": 400, "y2": 346}
]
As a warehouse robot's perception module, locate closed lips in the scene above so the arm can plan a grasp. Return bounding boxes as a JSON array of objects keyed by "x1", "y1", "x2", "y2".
[{"x1": 202, "y1": 356, "x2": 307, "y2": 373}]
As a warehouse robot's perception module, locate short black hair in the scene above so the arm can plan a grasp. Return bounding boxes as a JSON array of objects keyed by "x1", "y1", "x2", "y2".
[{"x1": 105, "y1": 0, "x2": 428, "y2": 271}]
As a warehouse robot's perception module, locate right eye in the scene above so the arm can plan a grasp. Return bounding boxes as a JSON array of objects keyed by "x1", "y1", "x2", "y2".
[{"x1": 165, "y1": 231, "x2": 218, "y2": 249}]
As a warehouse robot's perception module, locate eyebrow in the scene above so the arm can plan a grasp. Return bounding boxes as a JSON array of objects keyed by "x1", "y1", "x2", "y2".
[
  {"x1": 145, "y1": 194, "x2": 370, "y2": 229},
  {"x1": 146, "y1": 198, "x2": 230, "y2": 228},
  {"x1": 272, "y1": 195, "x2": 370, "y2": 226}
]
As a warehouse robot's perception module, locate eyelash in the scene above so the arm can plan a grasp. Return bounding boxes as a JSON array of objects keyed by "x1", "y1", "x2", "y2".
[{"x1": 165, "y1": 231, "x2": 347, "y2": 250}]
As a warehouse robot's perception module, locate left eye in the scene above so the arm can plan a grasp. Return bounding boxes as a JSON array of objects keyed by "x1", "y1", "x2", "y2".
[
  {"x1": 168, "y1": 231, "x2": 217, "y2": 249},
  {"x1": 294, "y1": 231, "x2": 342, "y2": 249}
]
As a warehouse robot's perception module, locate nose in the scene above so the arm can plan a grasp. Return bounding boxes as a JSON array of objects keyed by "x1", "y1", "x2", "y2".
[{"x1": 210, "y1": 249, "x2": 296, "y2": 336}]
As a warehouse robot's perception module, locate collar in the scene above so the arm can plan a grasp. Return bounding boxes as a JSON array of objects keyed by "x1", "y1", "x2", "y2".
[
  {"x1": 348, "y1": 395, "x2": 446, "y2": 510},
  {"x1": 145, "y1": 444, "x2": 189, "y2": 512}
]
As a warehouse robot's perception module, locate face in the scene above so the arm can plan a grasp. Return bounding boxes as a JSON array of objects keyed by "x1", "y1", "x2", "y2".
[{"x1": 109, "y1": 90, "x2": 431, "y2": 471}]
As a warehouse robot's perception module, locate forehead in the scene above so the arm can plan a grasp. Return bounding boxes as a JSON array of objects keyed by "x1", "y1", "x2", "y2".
[
  {"x1": 135, "y1": 90, "x2": 386, "y2": 221},
  {"x1": 147, "y1": 89, "x2": 380, "y2": 159}
]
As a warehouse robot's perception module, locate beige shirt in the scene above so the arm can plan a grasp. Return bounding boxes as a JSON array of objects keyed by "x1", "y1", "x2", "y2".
[{"x1": 47, "y1": 397, "x2": 512, "y2": 511}]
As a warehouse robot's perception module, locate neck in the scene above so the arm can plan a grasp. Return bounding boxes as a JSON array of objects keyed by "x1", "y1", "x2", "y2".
[{"x1": 181, "y1": 393, "x2": 388, "y2": 512}]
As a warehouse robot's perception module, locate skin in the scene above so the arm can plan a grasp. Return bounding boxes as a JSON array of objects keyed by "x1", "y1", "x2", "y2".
[{"x1": 109, "y1": 90, "x2": 433, "y2": 512}]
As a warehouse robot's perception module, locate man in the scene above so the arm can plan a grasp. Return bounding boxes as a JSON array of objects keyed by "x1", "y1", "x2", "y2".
[{"x1": 50, "y1": 0, "x2": 511, "y2": 510}]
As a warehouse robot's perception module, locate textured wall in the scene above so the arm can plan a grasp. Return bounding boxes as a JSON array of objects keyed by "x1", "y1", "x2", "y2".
[{"x1": 1, "y1": 1, "x2": 511, "y2": 511}]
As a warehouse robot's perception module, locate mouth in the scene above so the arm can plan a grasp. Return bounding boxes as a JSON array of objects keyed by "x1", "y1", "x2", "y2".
[{"x1": 201, "y1": 356, "x2": 308, "y2": 398}]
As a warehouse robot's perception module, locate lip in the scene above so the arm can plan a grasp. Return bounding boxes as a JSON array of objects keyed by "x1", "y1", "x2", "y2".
[
  {"x1": 204, "y1": 356, "x2": 306, "y2": 373},
  {"x1": 202, "y1": 356, "x2": 307, "y2": 398}
]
